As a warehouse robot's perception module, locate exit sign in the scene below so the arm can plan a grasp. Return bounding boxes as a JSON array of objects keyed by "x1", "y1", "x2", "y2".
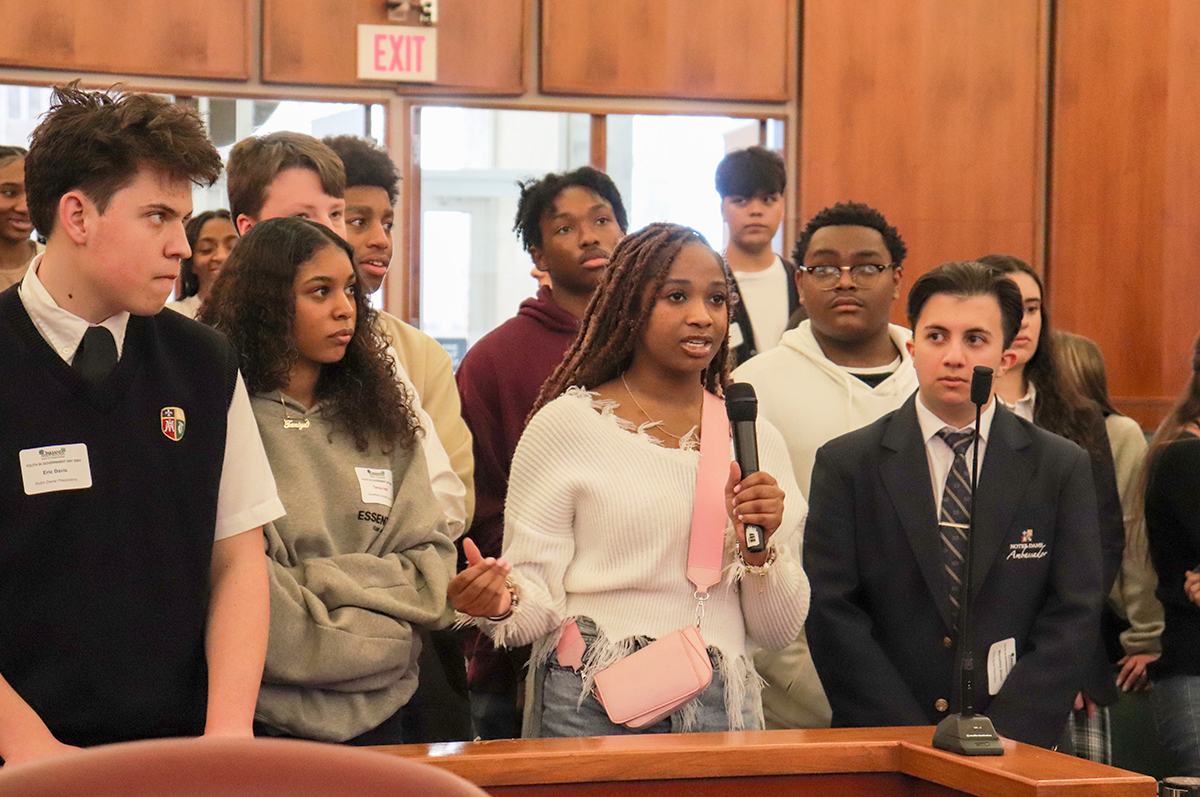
[{"x1": 357, "y1": 25, "x2": 437, "y2": 82}]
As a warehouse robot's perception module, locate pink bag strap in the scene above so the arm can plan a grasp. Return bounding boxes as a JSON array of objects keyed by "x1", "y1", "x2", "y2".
[{"x1": 686, "y1": 391, "x2": 730, "y2": 598}]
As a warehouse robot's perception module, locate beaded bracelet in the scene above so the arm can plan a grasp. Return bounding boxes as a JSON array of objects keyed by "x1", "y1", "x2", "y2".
[
  {"x1": 736, "y1": 545, "x2": 778, "y2": 577},
  {"x1": 487, "y1": 579, "x2": 519, "y2": 621}
]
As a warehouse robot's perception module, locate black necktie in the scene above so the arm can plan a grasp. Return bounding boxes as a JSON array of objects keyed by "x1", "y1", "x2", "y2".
[
  {"x1": 73, "y1": 326, "x2": 118, "y2": 385},
  {"x1": 937, "y1": 427, "x2": 976, "y2": 627}
]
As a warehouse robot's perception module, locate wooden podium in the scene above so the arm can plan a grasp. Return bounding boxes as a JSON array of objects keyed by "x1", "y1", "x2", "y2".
[{"x1": 375, "y1": 726, "x2": 1157, "y2": 796}]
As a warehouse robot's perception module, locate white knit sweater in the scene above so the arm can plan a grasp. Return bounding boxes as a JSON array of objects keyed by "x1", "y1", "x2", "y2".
[{"x1": 469, "y1": 388, "x2": 808, "y2": 715}]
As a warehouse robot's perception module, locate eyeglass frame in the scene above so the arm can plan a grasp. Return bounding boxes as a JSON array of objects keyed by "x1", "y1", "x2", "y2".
[{"x1": 798, "y1": 262, "x2": 898, "y2": 289}]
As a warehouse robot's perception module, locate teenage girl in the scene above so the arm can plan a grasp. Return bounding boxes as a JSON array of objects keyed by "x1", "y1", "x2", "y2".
[
  {"x1": 1054, "y1": 331, "x2": 1163, "y2": 693},
  {"x1": 167, "y1": 209, "x2": 237, "y2": 318},
  {"x1": 1143, "y1": 332, "x2": 1200, "y2": 776},
  {"x1": 979, "y1": 254, "x2": 1125, "y2": 759},
  {"x1": 450, "y1": 222, "x2": 808, "y2": 737},
  {"x1": 200, "y1": 217, "x2": 455, "y2": 745}
]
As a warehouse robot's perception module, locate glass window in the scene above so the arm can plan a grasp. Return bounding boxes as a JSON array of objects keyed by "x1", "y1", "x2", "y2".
[
  {"x1": 0, "y1": 84, "x2": 53, "y2": 145},
  {"x1": 419, "y1": 107, "x2": 590, "y2": 352},
  {"x1": 606, "y1": 114, "x2": 783, "y2": 254}
]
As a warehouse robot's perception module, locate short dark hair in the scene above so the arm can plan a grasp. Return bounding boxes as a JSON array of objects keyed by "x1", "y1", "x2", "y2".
[
  {"x1": 227, "y1": 132, "x2": 345, "y2": 223},
  {"x1": 906, "y1": 260, "x2": 1023, "y2": 349},
  {"x1": 714, "y1": 146, "x2": 786, "y2": 199},
  {"x1": 178, "y1": 209, "x2": 233, "y2": 299},
  {"x1": 25, "y1": 82, "x2": 222, "y2": 238},
  {"x1": 323, "y1": 135, "x2": 400, "y2": 206},
  {"x1": 0, "y1": 145, "x2": 27, "y2": 166},
  {"x1": 793, "y1": 201, "x2": 907, "y2": 267},
  {"x1": 513, "y1": 166, "x2": 627, "y2": 252}
]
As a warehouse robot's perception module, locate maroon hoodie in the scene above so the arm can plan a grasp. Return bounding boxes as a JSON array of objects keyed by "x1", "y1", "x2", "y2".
[{"x1": 455, "y1": 285, "x2": 579, "y2": 693}]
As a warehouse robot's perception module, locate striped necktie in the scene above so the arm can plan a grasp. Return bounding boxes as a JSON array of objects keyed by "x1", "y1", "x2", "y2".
[{"x1": 937, "y1": 428, "x2": 976, "y2": 627}]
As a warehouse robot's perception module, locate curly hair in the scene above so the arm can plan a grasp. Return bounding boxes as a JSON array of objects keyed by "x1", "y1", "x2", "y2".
[
  {"x1": 714, "y1": 145, "x2": 786, "y2": 199},
  {"x1": 25, "y1": 81, "x2": 221, "y2": 238},
  {"x1": 533, "y1": 223, "x2": 731, "y2": 416},
  {"x1": 323, "y1": 135, "x2": 400, "y2": 206},
  {"x1": 793, "y1": 201, "x2": 907, "y2": 267},
  {"x1": 513, "y1": 166, "x2": 628, "y2": 253},
  {"x1": 977, "y1": 254, "x2": 1108, "y2": 461},
  {"x1": 199, "y1": 217, "x2": 419, "y2": 453},
  {"x1": 178, "y1": 209, "x2": 233, "y2": 299}
]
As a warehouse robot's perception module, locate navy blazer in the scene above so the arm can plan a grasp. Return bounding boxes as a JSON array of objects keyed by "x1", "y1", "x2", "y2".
[{"x1": 804, "y1": 395, "x2": 1104, "y2": 749}]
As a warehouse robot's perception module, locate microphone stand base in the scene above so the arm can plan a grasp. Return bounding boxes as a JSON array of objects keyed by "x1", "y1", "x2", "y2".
[{"x1": 932, "y1": 713, "x2": 1005, "y2": 756}]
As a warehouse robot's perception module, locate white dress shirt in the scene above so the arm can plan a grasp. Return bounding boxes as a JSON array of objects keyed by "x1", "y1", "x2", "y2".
[{"x1": 915, "y1": 393, "x2": 998, "y2": 517}]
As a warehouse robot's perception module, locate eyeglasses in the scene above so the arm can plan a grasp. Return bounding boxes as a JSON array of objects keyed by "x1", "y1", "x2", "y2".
[{"x1": 800, "y1": 263, "x2": 896, "y2": 289}]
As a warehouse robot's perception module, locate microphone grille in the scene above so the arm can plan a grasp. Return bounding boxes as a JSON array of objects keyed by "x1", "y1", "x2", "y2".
[{"x1": 725, "y1": 382, "x2": 758, "y2": 422}]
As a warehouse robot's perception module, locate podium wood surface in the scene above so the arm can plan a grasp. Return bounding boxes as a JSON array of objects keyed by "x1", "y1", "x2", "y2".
[{"x1": 374, "y1": 726, "x2": 1155, "y2": 797}]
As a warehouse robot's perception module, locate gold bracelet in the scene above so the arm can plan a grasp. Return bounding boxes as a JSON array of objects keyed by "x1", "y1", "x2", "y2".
[
  {"x1": 736, "y1": 545, "x2": 778, "y2": 577},
  {"x1": 487, "y1": 580, "x2": 519, "y2": 621}
]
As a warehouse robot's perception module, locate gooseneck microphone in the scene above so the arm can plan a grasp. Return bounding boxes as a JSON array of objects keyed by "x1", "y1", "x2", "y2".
[
  {"x1": 725, "y1": 383, "x2": 765, "y2": 553},
  {"x1": 932, "y1": 365, "x2": 1004, "y2": 756}
]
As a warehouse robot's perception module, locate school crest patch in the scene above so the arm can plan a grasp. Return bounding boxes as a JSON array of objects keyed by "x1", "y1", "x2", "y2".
[{"x1": 161, "y1": 407, "x2": 186, "y2": 441}]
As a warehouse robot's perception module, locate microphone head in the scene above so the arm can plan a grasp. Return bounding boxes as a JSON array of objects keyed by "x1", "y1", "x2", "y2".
[
  {"x1": 725, "y1": 382, "x2": 758, "y2": 422},
  {"x1": 971, "y1": 366, "x2": 994, "y2": 406}
]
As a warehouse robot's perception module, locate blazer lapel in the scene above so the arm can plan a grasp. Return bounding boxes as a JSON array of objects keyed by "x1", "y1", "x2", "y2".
[
  {"x1": 880, "y1": 397, "x2": 956, "y2": 630},
  {"x1": 968, "y1": 404, "x2": 1034, "y2": 599}
]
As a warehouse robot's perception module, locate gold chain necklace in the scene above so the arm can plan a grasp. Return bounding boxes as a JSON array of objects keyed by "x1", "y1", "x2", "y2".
[
  {"x1": 620, "y1": 374, "x2": 692, "y2": 441},
  {"x1": 280, "y1": 394, "x2": 311, "y2": 430}
]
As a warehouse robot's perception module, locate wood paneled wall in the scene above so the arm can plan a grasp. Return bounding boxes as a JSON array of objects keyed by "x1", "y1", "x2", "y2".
[
  {"x1": 1050, "y1": 0, "x2": 1200, "y2": 427},
  {"x1": 799, "y1": 0, "x2": 1046, "y2": 302},
  {"x1": 0, "y1": 0, "x2": 251, "y2": 80},
  {"x1": 262, "y1": 0, "x2": 524, "y2": 94},
  {"x1": 541, "y1": 0, "x2": 794, "y2": 102}
]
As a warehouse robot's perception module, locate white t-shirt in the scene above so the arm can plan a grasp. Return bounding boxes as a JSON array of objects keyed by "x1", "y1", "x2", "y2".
[
  {"x1": 733, "y1": 256, "x2": 790, "y2": 354},
  {"x1": 19, "y1": 257, "x2": 283, "y2": 541}
]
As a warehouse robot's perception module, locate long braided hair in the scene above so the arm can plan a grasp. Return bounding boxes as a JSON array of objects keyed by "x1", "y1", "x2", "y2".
[{"x1": 532, "y1": 222, "x2": 732, "y2": 416}]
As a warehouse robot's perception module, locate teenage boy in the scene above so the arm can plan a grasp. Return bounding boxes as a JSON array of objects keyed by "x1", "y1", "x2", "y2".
[
  {"x1": 734, "y1": 201, "x2": 919, "y2": 729},
  {"x1": 804, "y1": 260, "x2": 1103, "y2": 749},
  {"x1": 0, "y1": 85, "x2": 281, "y2": 765},
  {"x1": 323, "y1": 134, "x2": 474, "y2": 742},
  {"x1": 715, "y1": 146, "x2": 802, "y2": 365},
  {"x1": 455, "y1": 166, "x2": 627, "y2": 739},
  {"x1": 227, "y1": 133, "x2": 468, "y2": 539},
  {"x1": 227, "y1": 131, "x2": 347, "y2": 237},
  {"x1": 0, "y1": 146, "x2": 37, "y2": 290}
]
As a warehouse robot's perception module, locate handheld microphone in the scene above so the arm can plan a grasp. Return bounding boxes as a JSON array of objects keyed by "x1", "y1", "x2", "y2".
[
  {"x1": 725, "y1": 382, "x2": 765, "y2": 553},
  {"x1": 932, "y1": 365, "x2": 1004, "y2": 756}
]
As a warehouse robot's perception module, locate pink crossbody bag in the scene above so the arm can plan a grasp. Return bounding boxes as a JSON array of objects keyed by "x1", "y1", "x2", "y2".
[{"x1": 556, "y1": 391, "x2": 729, "y2": 729}]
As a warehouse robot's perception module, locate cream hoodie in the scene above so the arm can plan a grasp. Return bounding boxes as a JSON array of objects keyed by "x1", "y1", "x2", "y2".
[{"x1": 733, "y1": 320, "x2": 919, "y2": 500}]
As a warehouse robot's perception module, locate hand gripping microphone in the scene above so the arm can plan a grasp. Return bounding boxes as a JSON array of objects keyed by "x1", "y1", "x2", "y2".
[
  {"x1": 725, "y1": 382, "x2": 765, "y2": 553},
  {"x1": 932, "y1": 365, "x2": 1004, "y2": 756}
]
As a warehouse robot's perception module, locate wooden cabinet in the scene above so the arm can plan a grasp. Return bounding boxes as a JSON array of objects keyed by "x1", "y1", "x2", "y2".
[
  {"x1": 0, "y1": 0, "x2": 251, "y2": 80},
  {"x1": 541, "y1": 0, "x2": 794, "y2": 102},
  {"x1": 262, "y1": 0, "x2": 525, "y2": 94}
]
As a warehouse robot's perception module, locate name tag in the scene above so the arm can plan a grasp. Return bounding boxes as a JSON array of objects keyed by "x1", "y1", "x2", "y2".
[
  {"x1": 987, "y1": 637, "x2": 1017, "y2": 695},
  {"x1": 20, "y1": 444, "x2": 93, "y2": 495},
  {"x1": 355, "y1": 467, "x2": 394, "y2": 507}
]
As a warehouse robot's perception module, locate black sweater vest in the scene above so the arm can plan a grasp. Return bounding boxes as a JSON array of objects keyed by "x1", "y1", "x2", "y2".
[{"x1": 0, "y1": 286, "x2": 237, "y2": 747}]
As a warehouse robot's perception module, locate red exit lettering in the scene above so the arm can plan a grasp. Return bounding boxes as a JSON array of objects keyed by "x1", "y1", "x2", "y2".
[{"x1": 374, "y1": 33, "x2": 426, "y2": 73}]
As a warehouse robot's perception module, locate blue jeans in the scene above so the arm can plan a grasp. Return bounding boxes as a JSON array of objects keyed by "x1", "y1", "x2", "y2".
[
  {"x1": 1151, "y1": 675, "x2": 1200, "y2": 776},
  {"x1": 535, "y1": 619, "x2": 761, "y2": 738}
]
